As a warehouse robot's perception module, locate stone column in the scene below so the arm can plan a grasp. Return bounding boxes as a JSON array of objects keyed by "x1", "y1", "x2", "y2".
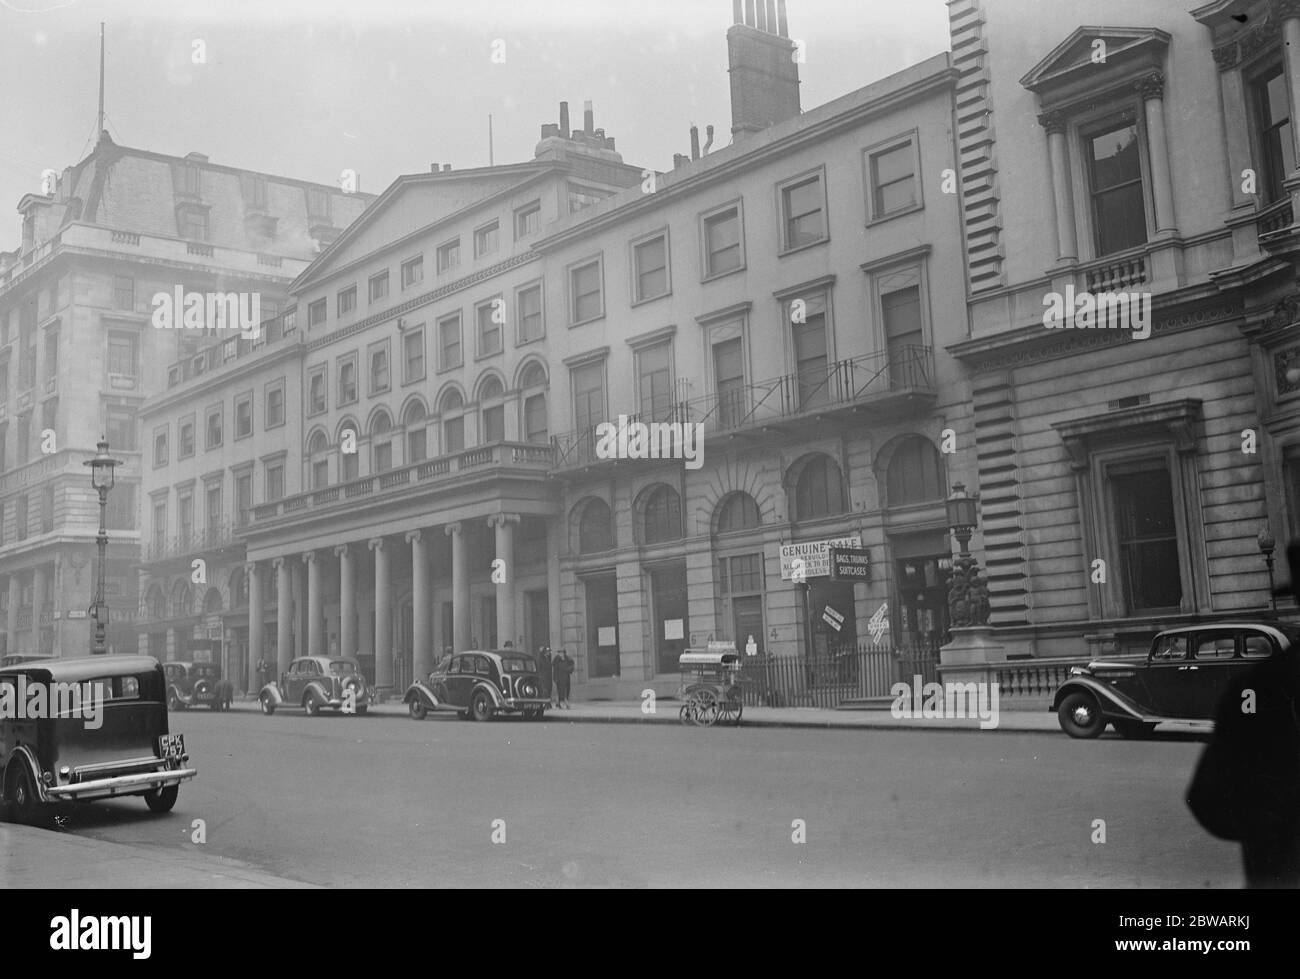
[
  {"x1": 370, "y1": 537, "x2": 392, "y2": 687},
  {"x1": 304, "y1": 549, "x2": 322, "y2": 657},
  {"x1": 336, "y1": 544, "x2": 355, "y2": 658},
  {"x1": 6, "y1": 573, "x2": 20, "y2": 655},
  {"x1": 407, "y1": 530, "x2": 431, "y2": 680},
  {"x1": 275, "y1": 557, "x2": 292, "y2": 674},
  {"x1": 1137, "y1": 72, "x2": 1177, "y2": 236},
  {"x1": 489, "y1": 513, "x2": 520, "y2": 648},
  {"x1": 291, "y1": 558, "x2": 305, "y2": 660},
  {"x1": 445, "y1": 522, "x2": 470, "y2": 650},
  {"x1": 32, "y1": 565, "x2": 47, "y2": 654},
  {"x1": 247, "y1": 562, "x2": 263, "y2": 692},
  {"x1": 1039, "y1": 110, "x2": 1078, "y2": 263}
]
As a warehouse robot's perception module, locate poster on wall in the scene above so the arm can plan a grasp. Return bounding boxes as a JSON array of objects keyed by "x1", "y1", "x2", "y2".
[
  {"x1": 663, "y1": 619, "x2": 684, "y2": 640},
  {"x1": 597, "y1": 626, "x2": 617, "y2": 646}
]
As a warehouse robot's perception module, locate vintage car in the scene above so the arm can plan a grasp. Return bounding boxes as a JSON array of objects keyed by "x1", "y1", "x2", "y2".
[
  {"x1": 163, "y1": 661, "x2": 234, "y2": 711},
  {"x1": 0, "y1": 655, "x2": 196, "y2": 825},
  {"x1": 1051, "y1": 622, "x2": 1300, "y2": 738},
  {"x1": 404, "y1": 650, "x2": 549, "y2": 721},
  {"x1": 259, "y1": 656, "x2": 370, "y2": 716}
]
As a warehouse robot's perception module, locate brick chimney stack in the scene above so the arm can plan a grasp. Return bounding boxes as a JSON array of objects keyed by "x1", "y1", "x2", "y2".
[{"x1": 727, "y1": 0, "x2": 800, "y2": 140}]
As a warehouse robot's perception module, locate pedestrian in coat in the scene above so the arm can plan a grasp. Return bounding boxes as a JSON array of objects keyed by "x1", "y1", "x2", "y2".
[
  {"x1": 553, "y1": 649, "x2": 574, "y2": 709},
  {"x1": 537, "y1": 646, "x2": 553, "y2": 704}
]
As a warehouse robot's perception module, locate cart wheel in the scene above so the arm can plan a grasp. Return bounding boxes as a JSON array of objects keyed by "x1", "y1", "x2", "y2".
[
  {"x1": 678, "y1": 703, "x2": 691, "y2": 725},
  {"x1": 694, "y1": 689, "x2": 720, "y2": 727}
]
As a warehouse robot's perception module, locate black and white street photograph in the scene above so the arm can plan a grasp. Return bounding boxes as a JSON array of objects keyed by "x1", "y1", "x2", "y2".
[{"x1": 0, "y1": 0, "x2": 1297, "y2": 920}]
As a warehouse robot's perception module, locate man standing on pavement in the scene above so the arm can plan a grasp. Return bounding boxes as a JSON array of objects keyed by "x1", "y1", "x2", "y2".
[
  {"x1": 553, "y1": 648, "x2": 574, "y2": 709},
  {"x1": 537, "y1": 645, "x2": 553, "y2": 706}
]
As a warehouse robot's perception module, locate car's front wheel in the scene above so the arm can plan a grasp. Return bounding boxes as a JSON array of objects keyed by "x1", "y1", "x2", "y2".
[
  {"x1": 303, "y1": 691, "x2": 321, "y2": 716},
  {"x1": 260, "y1": 694, "x2": 276, "y2": 715},
  {"x1": 1112, "y1": 719, "x2": 1156, "y2": 739},
  {"x1": 1058, "y1": 691, "x2": 1106, "y2": 739},
  {"x1": 144, "y1": 784, "x2": 179, "y2": 813},
  {"x1": 470, "y1": 689, "x2": 495, "y2": 722},
  {"x1": 409, "y1": 699, "x2": 427, "y2": 720},
  {"x1": 8, "y1": 764, "x2": 43, "y2": 826},
  {"x1": 167, "y1": 691, "x2": 181, "y2": 711}
]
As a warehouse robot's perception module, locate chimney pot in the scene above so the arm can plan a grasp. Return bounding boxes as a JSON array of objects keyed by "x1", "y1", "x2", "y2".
[
  {"x1": 690, "y1": 125, "x2": 701, "y2": 161},
  {"x1": 584, "y1": 100, "x2": 594, "y2": 134},
  {"x1": 559, "y1": 101, "x2": 570, "y2": 138},
  {"x1": 431, "y1": 162, "x2": 439, "y2": 172},
  {"x1": 442, "y1": 164, "x2": 452, "y2": 172}
]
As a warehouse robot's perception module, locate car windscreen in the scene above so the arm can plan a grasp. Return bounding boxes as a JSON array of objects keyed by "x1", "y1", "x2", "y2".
[
  {"x1": 191, "y1": 664, "x2": 219, "y2": 677},
  {"x1": 499, "y1": 656, "x2": 536, "y2": 673},
  {"x1": 328, "y1": 660, "x2": 360, "y2": 676}
]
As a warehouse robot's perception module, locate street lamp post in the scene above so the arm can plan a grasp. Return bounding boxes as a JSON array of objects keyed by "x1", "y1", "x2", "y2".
[
  {"x1": 945, "y1": 483, "x2": 989, "y2": 630},
  {"x1": 83, "y1": 437, "x2": 121, "y2": 655},
  {"x1": 1258, "y1": 525, "x2": 1277, "y2": 612}
]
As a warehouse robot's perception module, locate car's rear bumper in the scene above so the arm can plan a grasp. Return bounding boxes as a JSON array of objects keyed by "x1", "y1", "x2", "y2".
[
  {"x1": 501, "y1": 699, "x2": 550, "y2": 711},
  {"x1": 45, "y1": 767, "x2": 197, "y2": 802}
]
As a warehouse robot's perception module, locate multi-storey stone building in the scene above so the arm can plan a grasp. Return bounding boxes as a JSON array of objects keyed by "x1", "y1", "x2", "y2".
[
  {"x1": 0, "y1": 133, "x2": 368, "y2": 665},
  {"x1": 137, "y1": 4, "x2": 975, "y2": 699}
]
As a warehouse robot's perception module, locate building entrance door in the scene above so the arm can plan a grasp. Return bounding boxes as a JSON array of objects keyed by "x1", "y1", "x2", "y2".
[
  {"x1": 584, "y1": 574, "x2": 619, "y2": 677},
  {"x1": 525, "y1": 589, "x2": 549, "y2": 657},
  {"x1": 649, "y1": 563, "x2": 688, "y2": 674}
]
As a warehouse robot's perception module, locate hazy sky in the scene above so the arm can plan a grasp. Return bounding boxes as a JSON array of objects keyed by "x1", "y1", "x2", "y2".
[{"x1": 0, "y1": 0, "x2": 951, "y2": 251}]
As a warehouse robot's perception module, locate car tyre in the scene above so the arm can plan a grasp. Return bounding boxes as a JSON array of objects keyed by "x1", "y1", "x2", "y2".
[
  {"x1": 470, "y1": 690, "x2": 495, "y2": 722},
  {"x1": 1112, "y1": 719, "x2": 1156, "y2": 739},
  {"x1": 167, "y1": 691, "x2": 181, "y2": 711},
  {"x1": 304, "y1": 691, "x2": 321, "y2": 716},
  {"x1": 1058, "y1": 691, "x2": 1106, "y2": 739},
  {"x1": 260, "y1": 693, "x2": 276, "y2": 715},
  {"x1": 8, "y1": 764, "x2": 44, "y2": 826},
  {"x1": 144, "y1": 784, "x2": 179, "y2": 813},
  {"x1": 409, "y1": 699, "x2": 427, "y2": 720}
]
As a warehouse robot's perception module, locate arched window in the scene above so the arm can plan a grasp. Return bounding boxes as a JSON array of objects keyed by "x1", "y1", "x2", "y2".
[
  {"x1": 307, "y1": 430, "x2": 330, "y2": 489},
  {"x1": 886, "y1": 436, "x2": 944, "y2": 506},
  {"x1": 229, "y1": 568, "x2": 248, "y2": 608},
  {"x1": 578, "y1": 498, "x2": 613, "y2": 553},
  {"x1": 793, "y1": 455, "x2": 846, "y2": 521},
  {"x1": 519, "y1": 361, "x2": 547, "y2": 390},
  {"x1": 642, "y1": 485, "x2": 683, "y2": 544},
  {"x1": 440, "y1": 389, "x2": 465, "y2": 453},
  {"x1": 480, "y1": 376, "x2": 505, "y2": 443},
  {"x1": 716, "y1": 492, "x2": 761, "y2": 533},
  {"x1": 204, "y1": 588, "x2": 223, "y2": 614},
  {"x1": 172, "y1": 581, "x2": 193, "y2": 618},
  {"x1": 338, "y1": 419, "x2": 360, "y2": 481},
  {"x1": 371, "y1": 410, "x2": 393, "y2": 473},
  {"x1": 403, "y1": 401, "x2": 428, "y2": 463},
  {"x1": 147, "y1": 585, "x2": 166, "y2": 620}
]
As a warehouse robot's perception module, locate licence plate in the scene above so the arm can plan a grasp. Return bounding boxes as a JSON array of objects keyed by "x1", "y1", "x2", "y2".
[{"x1": 158, "y1": 733, "x2": 185, "y2": 760}]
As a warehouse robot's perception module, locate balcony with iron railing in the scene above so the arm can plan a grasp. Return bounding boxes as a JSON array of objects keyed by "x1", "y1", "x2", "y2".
[
  {"x1": 142, "y1": 521, "x2": 241, "y2": 565},
  {"x1": 249, "y1": 441, "x2": 556, "y2": 526},
  {"x1": 165, "y1": 310, "x2": 299, "y2": 389},
  {"x1": 552, "y1": 345, "x2": 935, "y2": 471}
]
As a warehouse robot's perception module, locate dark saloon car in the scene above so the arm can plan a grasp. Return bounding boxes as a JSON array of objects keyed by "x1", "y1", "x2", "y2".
[
  {"x1": 163, "y1": 661, "x2": 234, "y2": 711},
  {"x1": 0, "y1": 655, "x2": 196, "y2": 824},
  {"x1": 404, "y1": 650, "x2": 549, "y2": 721},
  {"x1": 1051, "y1": 622, "x2": 1300, "y2": 738},
  {"x1": 259, "y1": 656, "x2": 369, "y2": 716}
]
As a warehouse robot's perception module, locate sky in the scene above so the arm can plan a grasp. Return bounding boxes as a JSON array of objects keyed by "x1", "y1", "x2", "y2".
[{"x1": 0, "y1": 0, "x2": 951, "y2": 252}]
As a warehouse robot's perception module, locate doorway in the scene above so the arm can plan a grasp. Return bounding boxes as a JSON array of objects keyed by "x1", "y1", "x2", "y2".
[{"x1": 584, "y1": 574, "x2": 619, "y2": 677}]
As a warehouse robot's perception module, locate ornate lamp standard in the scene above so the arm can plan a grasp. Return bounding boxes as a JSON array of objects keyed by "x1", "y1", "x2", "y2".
[
  {"x1": 83, "y1": 437, "x2": 121, "y2": 654},
  {"x1": 945, "y1": 483, "x2": 988, "y2": 628},
  {"x1": 1258, "y1": 525, "x2": 1277, "y2": 612}
]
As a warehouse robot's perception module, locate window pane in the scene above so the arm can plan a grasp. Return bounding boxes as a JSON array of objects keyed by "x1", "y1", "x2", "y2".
[
  {"x1": 483, "y1": 404, "x2": 505, "y2": 442},
  {"x1": 706, "y1": 210, "x2": 741, "y2": 274},
  {"x1": 638, "y1": 342, "x2": 673, "y2": 420},
  {"x1": 444, "y1": 416, "x2": 464, "y2": 453},
  {"x1": 525, "y1": 393, "x2": 548, "y2": 443},
  {"x1": 572, "y1": 363, "x2": 604, "y2": 430},
  {"x1": 872, "y1": 143, "x2": 916, "y2": 215},
  {"x1": 519, "y1": 285, "x2": 543, "y2": 341},
  {"x1": 634, "y1": 237, "x2": 667, "y2": 300},
  {"x1": 1089, "y1": 122, "x2": 1147, "y2": 255},
  {"x1": 1112, "y1": 467, "x2": 1182, "y2": 611},
  {"x1": 784, "y1": 177, "x2": 824, "y2": 247}
]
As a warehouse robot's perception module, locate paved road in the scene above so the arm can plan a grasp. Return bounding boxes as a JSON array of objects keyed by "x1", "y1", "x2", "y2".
[{"x1": 53, "y1": 710, "x2": 1241, "y2": 887}]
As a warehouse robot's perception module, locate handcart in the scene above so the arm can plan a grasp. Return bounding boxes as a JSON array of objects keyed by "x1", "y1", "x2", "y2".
[{"x1": 677, "y1": 646, "x2": 743, "y2": 727}]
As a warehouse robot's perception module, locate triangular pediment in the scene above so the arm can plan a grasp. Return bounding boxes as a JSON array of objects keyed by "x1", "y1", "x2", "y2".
[{"x1": 1020, "y1": 26, "x2": 1171, "y2": 95}]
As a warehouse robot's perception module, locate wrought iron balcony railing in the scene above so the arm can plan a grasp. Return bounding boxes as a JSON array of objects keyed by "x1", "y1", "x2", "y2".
[{"x1": 143, "y1": 521, "x2": 240, "y2": 563}]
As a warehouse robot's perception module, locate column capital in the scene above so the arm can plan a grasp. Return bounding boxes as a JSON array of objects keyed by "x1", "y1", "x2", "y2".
[
  {"x1": 1037, "y1": 110, "x2": 1067, "y2": 135},
  {"x1": 405, "y1": 529, "x2": 424, "y2": 545},
  {"x1": 302, "y1": 549, "x2": 318, "y2": 565},
  {"x1": 486, "y1": 513, "x2": 522, "y2": 529},
  {"x1": 272, "y1": 556, "x2": 287, "y2": 571},
  {"x1": 244, "y1": 561, "x2": 259, "y2": 576},
  {"x1": 334, "y1": 543, "x2": 350, "y2": 558},
  {"x1": 368, "y1": 537, "x2": 386, "y2": 551},
  {"x1": 444, "y1": 522, "x2": 463, "y2": 537},
  {"x1": 1134, "y1": 71, "x2": 1164, "y2": 101}
]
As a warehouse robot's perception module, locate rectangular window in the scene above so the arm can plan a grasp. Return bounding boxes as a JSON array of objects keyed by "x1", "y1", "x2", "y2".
[
  {"x1": 791, "y1": 293, "x2": 829, "y2": 410},
  {"x1": 868, "y1": 139, "x2": 918, "y2": 219},
  {"x1": 306, "y1": 188, "x2": 331, "y2": 222},
  {"x1": 713, "y1": 336, "x2": 746, "y2": 429},
  {"x1": 308, "y1": 368, "x2": 327, "y2": 414},
  {"x1": 483, "y1": 404, "x2": 505, "y2": 443},
  {"x1": 206, "y1": 483, "x2": 222, "y2": 534},
  {"x1": 205, "y1": 406, "x2": 223, "y2": 449},
  {"x1": 633, "y1": 233, "x2": 669, "y2": 303},
  {"x1": 637, "y1": 341, "x2": 673, "y2": 421},
  {"x1": 235, "y1": 393, "x2": 253, "y2": 438},
  {"x1": 703, "y1": 206, "x2": 743, "y2": 278},
  {"x1": 179, "y1": 417, "x2": 195, "y2": 459},
  {"x1": 1086, "y1": 119, "x2": 1148, "y2": 256},
  {"x1": 880, "y1": 269, "x2": 926, "y2": 386},
  {"x1": 439, "y1": 314, "x2": 462, "y2": 370},
  {"x1": 403, "y1": 329, "x2": 425, "y2": 383},
  {"x1": 113, "y1": 275, "x2": 135, "y2": 311},
  {"x1": 477, "y1": 301, "x2": 503, "y2": 357},
  {"x1": 337, "y1": 285, "x2": 357, "y2": 316},
  {"x1": 312, "y1": 458, "x2": 329, "y2": 490},
  {"x1": 401, "y1": 256, "x2": 424, "y2": 289},
  {"x1": 780, "y1": 172, "x2": 827, "y2": 250},
  {"x1": 178, "y1": 493, "x2": 194, "y2": 543},
  {"x1": 40, "y1": 396, "x2": 57, "y2": 435},
  {"x1": 106, "y1": 484, "x2": 135, "y2": 531},
  {"x1": 568, "y1": 184, "x2": 608, "y2": 213},
  {"x1": 407, "y1": 426, "x2": 427, "y2": 463},
  {"x1": 107, "y1": 333, "x2": 138, "y2": 377},
  {"x1": 41, "y1": 484, "x2": 54, "y2": 534},
  {"x1": 1254, "y1": 65, "x2": 1296, "y2": 206},
  {"x1": 1111, "y1": 462, "x2": 1182, "y2": 611},
  {"x1": 265, "y1": 463, "x2": 284, "y2": 502},
  {"x1": 181, "y1": 211, "x2": 209, "y2": 241},
  {"x1": 17, "y1": 412, "x2": 30, "y2": 462},
  {"x1": 443, "y1": 415, "x2": 464, "y2": 453},
  {"x1": 266, "y1": 383, "x2": 285, "y2": 428},
  {"x1": 517, "y1": 283, "x2": 544, "y2": 343},
  {"x1": 437, "y1": 239, "x2": 461, "y2": 274},
  {"x1": 341, "y1": 449, "x2": 358, "y2": 481},
  {"x1": 308, "y1": 299, "x2": 327, "y2": 329},
  {"x1": 369, "y1": 344, "x2": 390, "y2": 394},
  {"x1": 44, "y1": 331, "x2": 57, "y2": 380},
  {"x1": 179, "y1": 163, "x2": 201, "y2": 198},
  {"x1": 152, "y1": 498, "x2": 168, "y2": 543},
  {"x1": 515, "y1": 201, "x2": 541, "y2": 239},
  {"x1": 106, "y1": 407, "x2": 136, "y2": 451},
  {"x1": 153, "y1": 427, "x2": 169, "y2": 467},
  {"x1": 373, "y1": 440, "x2": 392, "y2": 473},
  {"x1": 235, "y1": 474, "x2": 252, "y2": 527},
  {"x1": 242, "y1": 173, "x2": 268, "y2": 210},
  {"x1": 570, "y1": 258, "x2": 603, "y2": 324},
  {"x1": 525, "y1": 393, "x2": 548, "y2": 444},
  {"x1": 338, "y1": 356, "x2": 358, "y2": 404},
  {"x1": 474, "y1": 221, "x2": 500, "y2": 258},
  {"x1": 572, "y1": 361, "x2": 605, "y2": 431},
  {"x1": 15, "y1": 495, "x2": 27, "y2": 541},
  {"x1": 369, "y1": 270, "x2": 390, "y2": 303}
]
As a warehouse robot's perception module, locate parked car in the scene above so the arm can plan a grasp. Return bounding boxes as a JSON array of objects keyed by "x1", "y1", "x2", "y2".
[
  {"x1": 404, "y1": 650, "x2": 549, "y2": 721},
  {"x1": 1051, "y1": 622, "x2": 1300, "y2": 738},
  {"x1": 163, "y1": 661, "x2": 234, "y2": 711},
  {"x1": 259, "y1": 656, "x2": 369, "y2": 716},
  {"x1": 0, "y1": 655, "x2": 197, "y2": 825}
]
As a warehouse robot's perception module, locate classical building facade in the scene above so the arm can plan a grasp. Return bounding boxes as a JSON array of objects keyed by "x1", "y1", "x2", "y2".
[
  {"x1": 0, "y1": 133, "x2": 368, "y2": 665},
  {"x1": 941, "y1": 0, "x2": 1300, "y2": 671},
  {"x1": 134, "y1": 6, "x2": 974, "y2": 699}
]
